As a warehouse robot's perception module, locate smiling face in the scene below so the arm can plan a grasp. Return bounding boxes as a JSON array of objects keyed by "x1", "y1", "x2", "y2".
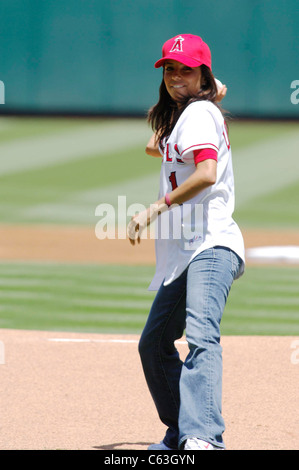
[{"x1": 163, "y1": 60, "x2": 203, "y2": 105}]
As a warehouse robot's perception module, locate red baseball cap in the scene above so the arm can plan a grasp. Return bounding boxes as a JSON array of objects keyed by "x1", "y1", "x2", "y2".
[{"x1": 154, "y1": 34, "x2": 212, "y2": 69}]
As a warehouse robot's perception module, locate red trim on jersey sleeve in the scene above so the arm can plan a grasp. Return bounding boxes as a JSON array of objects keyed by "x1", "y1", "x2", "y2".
[
  {"x1": 181, "y1": 143, "x2": 219, "y2": 156},
  {"x1": 193, "y1": 148, "x2": 218, "y2": 165}
]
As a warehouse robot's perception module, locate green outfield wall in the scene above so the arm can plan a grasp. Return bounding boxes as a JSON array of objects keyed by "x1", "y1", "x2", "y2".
[{"x1": 0, "y1": 0, "x2": 298, "y2": 118}]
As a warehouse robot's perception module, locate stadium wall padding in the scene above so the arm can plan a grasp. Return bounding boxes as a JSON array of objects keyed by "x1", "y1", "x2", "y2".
[{"x1": 0, "y1": 0, "x2": 298, "y2": 117}]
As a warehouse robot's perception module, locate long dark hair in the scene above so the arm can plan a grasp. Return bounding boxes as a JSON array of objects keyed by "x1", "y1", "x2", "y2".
[{"x1": 147, "y1": 64, "x2": 225, "y2": 150}]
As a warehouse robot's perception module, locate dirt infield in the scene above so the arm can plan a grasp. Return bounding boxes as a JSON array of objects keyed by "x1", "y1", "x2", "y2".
[
  {"x1": 1, "y1": 223, "x2": 299, "y2": 265},
  {"x1": 0, "y1": 329, "x2": 298, "y2": 450},
  {"x1": 0, "y1": 224, "x2": 299, "y2": 450}
]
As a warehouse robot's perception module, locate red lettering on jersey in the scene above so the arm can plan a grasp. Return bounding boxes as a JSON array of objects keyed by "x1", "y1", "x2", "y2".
[
  {"x1": 169, "y1": 171, "x2": 178, "y2": 190},
  {"x1": 174, "y1": 144, "x2": 184, "y2": 163},
  {"x1": 166, "y1": 143, "x2": 172, "y2": 162}
]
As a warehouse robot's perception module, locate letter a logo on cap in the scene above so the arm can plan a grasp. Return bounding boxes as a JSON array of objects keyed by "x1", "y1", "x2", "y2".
[{"x1": 170, "y1": 36, "x2": 184, "y2": 52}]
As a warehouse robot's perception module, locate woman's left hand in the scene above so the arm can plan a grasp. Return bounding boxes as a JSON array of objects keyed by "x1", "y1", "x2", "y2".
[
  {"x1": 127, "y1": 208, "x2": 152, "y2": 245},
  {"x1": 127, "y1": 200, "x2": 167, "y2": 245}
]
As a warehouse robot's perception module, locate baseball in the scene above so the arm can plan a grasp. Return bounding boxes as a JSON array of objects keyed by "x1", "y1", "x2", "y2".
[{"x1": 215, "y1": 78, "x2": 223, "y2": 90}]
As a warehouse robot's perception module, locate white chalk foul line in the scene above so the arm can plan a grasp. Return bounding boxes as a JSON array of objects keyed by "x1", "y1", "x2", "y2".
[
  {"x1": 48, "y1": 338, "x2": 138, "y2": 344},
  {"x1": 48, "y1": 338, "x2": 187, "y2": 345}
]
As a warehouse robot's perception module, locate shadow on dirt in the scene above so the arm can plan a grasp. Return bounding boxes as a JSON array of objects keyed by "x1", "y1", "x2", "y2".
[{"x1": 93, "y1": 442, "x2": 153, "y2": 450}]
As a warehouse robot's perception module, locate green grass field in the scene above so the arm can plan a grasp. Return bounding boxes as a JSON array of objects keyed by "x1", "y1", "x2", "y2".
[
  {"x1": 0, "y1": 116, "x2": 298, "y2": 335},
  {"x1": 1, "y1": 261, "x2": 299, "y2": 335}
]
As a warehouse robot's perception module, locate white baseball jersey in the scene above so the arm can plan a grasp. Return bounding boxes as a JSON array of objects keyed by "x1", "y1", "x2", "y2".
[{"x1": 148, "y1": 100, "x2": 245, "y2": 291}]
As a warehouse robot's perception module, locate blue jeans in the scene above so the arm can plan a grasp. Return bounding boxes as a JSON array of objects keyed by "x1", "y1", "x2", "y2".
[{"x1": 138, "y1": 246, "x2": 243, "y2": 449}]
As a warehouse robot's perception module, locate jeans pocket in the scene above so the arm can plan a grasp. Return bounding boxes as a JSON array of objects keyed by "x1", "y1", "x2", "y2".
[{"x1": 230, "y1": 250, "x2": 243, "y2": 280}]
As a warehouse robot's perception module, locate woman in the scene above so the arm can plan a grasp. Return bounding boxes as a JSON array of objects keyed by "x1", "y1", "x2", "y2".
[{"x1": 127, "y1": 34, "x2": 245, "y2": 450}]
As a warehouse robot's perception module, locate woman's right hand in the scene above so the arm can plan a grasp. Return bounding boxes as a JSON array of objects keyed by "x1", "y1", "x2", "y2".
[{"x1": 215, "y1": 79, "x2": 227, "y2": 102}]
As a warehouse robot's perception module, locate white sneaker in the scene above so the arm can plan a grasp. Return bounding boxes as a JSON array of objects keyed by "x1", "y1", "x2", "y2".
[
  {"x1": 147, "y1": 440, "x2": 174, "y2": 451},
  {"x1": 184, "y1": 437, "x2": 223, "y2": 450}
]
